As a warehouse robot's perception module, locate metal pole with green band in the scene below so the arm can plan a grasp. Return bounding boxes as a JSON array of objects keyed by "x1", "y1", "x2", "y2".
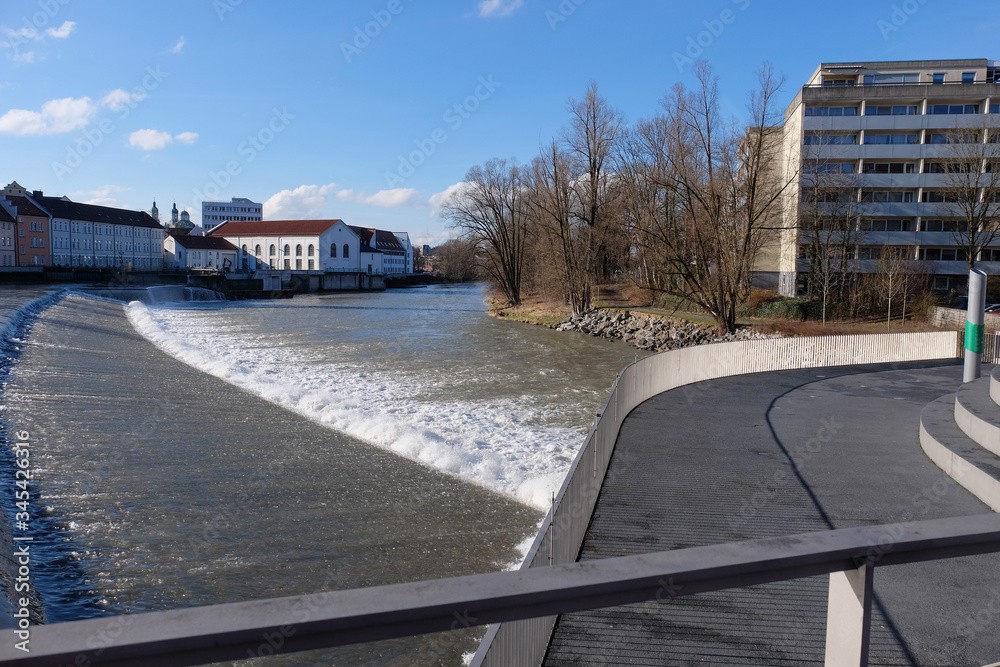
[{"x1": 964, "y1": 268, "x2": 987, "y2": 382}]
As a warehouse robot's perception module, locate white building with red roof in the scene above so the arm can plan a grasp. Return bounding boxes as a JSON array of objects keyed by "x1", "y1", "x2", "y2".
[
  {"x1": 164, "y1": 234, "x2": 239, "y2": 271},
  {"x1": 207, "y1": 219, "x2": 384, "y2": 276}
]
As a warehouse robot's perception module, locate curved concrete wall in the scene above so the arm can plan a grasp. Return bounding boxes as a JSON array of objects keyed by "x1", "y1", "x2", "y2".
[{"x1": 473, "y1": 331, "x2": 959, "y2": 667}]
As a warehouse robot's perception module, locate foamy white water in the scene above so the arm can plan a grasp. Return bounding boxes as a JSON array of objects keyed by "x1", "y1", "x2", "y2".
[{"x1": 125, "y1": 286, "x2": 636, "y2": 510}]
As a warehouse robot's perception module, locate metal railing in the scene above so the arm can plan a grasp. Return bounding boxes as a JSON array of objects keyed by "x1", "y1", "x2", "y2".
[
  {"x1": 472, "y1": 331, "x2": 960, "y2": 666},
  {"x1": 1, "y1": 514, "x2": 997, "y2": 666},
  {"x1": 0, "y1": 331, "x2": 964, "y2": 667}
]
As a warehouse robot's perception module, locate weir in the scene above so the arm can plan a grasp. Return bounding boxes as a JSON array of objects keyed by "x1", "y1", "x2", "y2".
[{"x1": 73, "y1": 286, "x2": 226, "y2": 304}]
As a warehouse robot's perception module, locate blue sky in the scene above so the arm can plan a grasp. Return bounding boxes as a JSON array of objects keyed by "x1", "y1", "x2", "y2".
[{"x1": 1, "y1": 0, "x2": 997, "y2": 246}]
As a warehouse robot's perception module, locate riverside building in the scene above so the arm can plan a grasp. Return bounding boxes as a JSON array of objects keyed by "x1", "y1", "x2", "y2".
[
  {"x1": 772, "y1": 58, "x2": 1000, "y2": 296},
  {"x1": 33, "y1": 193, "x2": 165, "y2": 270},
  {"x1": 201, "y1": 197, "x2": 262, "y2": 232},
  {"x1": 208, "y1": 219, "x2": 385, "y2": 275}
]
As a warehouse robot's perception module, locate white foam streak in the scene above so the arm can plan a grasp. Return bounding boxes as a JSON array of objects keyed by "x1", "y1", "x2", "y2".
[{"x1": 126, "y1": 302, "x2": 580, "y2": 510}]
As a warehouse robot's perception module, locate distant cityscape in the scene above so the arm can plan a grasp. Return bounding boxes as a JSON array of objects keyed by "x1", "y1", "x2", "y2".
[{"x1": 0, "y1": 182, "x2": 428, "y2": 284}]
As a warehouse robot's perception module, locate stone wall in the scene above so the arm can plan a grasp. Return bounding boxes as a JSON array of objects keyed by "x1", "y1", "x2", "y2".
[{"x1": 931, "y1": 306, "x2": 1000, "y2": 330}]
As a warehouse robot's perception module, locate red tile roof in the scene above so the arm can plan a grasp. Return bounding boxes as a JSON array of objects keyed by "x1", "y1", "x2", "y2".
[
  {"x1": 173, "y1": 235, "x2": 238, "y2": 251},
  {"x1": 208, "y1": 219, "x2": 344, "y2": 237}
]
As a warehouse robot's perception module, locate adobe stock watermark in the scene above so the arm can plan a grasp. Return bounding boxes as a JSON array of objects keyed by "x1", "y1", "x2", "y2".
[
  {"x1": 191, "y1": 107, "x2": 295, "y2": 205},
  {"x1": 877, "y1": 0, "x2": 929, "y2": 40},
  {"x1": 213, "y1": 0, "x2": 245, "y2": 21},
  {"x1": 384, "y1": 76, "x2": 501, "y2": 187},
  {"x1": 546, "y1": 0, "x2": 586, "y2": 31},
  {"x1": 672, "y1": 0, "x2": 751, "y2": 73},
  {"x1": 51, "y1": 65, "x2": 169, "y2": 181},
  {"x1": 340, "y1": 0, "x2": 404, "y2": 63}
]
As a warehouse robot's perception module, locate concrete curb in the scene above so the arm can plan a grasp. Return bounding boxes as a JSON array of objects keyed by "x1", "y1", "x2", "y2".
[{"x1": 920, "y1": 396, "x2": 1000, "y2": 512}]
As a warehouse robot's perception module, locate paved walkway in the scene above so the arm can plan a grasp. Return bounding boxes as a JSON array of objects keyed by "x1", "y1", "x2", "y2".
[{"x1": 544, "y1": 360, "x2": 1000, "y2": 666}]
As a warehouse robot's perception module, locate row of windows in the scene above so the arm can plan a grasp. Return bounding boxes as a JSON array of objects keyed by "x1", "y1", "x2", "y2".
[
  {"x1": 804, "y1": 189, "x2": 996, "y2": 204},
  {"x1": 821, "y1": 72, "x2": 979, "y2": 87},
  {"x1": 805, "y1": 131, "x2": 1000, "y2": 146},
  {"x1": 53, "y1": 220, "x2": 161, "y2": 237},
  {"x1": 808, "y1": 103, "x2": 995, "y2": 116},
  {"x1": 811, "y1": 218, "x2": 973, "y2": 233},
  {"x1": 805, "y1": 160, "x2": 1000, "y2": 174}
]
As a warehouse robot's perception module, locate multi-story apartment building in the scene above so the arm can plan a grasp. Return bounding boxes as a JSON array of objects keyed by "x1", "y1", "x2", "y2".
[
  {"x1": 0, "y1": 183, "x2": 51, "y2": 267},
  {"x1": 201, "y1": 197, "x2": 263, "y2": 232},
  {"x1": 774, "y1": 59, "x2": 1000, "y2": 296},
  {"x1": 34, "y1": 194, "x2": 165, "y2": 270}
]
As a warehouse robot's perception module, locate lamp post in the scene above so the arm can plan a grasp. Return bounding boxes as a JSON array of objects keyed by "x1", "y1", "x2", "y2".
[{"x1": 964, "y1": 268, "x2": 987, "y2": 382}]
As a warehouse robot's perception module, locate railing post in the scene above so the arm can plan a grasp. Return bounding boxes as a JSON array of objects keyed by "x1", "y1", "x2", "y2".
[{"x1": 824, "y1": 564, "x2": 874, "y2": 667}]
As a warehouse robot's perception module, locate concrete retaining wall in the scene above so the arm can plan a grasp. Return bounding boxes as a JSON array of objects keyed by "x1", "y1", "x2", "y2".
[
  {"x1": 472, "y1": 331, "x2": 960, "y2": 667},
  {"x1": 931, "y1": 306, "x2": 1000, "y2": 330}
]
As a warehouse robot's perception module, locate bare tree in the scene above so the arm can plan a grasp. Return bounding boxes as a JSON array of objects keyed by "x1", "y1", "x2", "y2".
[
  {"x1": 434, "y1": 238, "x2": 478, "y2": 282},
  {"x1": 626, "y1": 62, "x2": 794, "y2": 333},
  {"x1": 933, "y1": 127, "x2": 1000, "y2": 268},
  {"x1": 798, "y1": 145, "x2": 867, "y2": 323},
  {"x1": 873, "y1": 245, "x2": 918, "y2": 329},
  {"x1": 527, "y1": 83, "x2": 624, "y2": 316},
  {"x1": 444, "y1": 158, "x2": 531, "y2": 305}
]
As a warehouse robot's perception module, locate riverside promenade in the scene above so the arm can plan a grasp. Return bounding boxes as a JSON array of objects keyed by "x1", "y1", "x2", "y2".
[{"x1": 543, "y1": 360, "x2": 1000, "y2": 666}]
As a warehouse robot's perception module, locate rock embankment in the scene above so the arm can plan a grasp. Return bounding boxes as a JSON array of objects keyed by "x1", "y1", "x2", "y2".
[{"x1": 556, "y1": 310, "x2": 779, "y2": 351}]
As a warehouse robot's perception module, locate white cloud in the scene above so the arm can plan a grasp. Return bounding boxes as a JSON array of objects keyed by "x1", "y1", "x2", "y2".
[
  {"x1": 6, "y1": 27, "x2": 40, "y2": 41},
  {"x1": 2, "y1": 20, "x2": 74, "y2": 63},
  {"x1": 428, "y1": 182, "x2": 467, "y2": 216},
  {"x1": 70, "y1": 185, "x2": 129, "y2": 208},
  {"x1": 477, "y1": 0, "x2": 523, "y2": 18},
  {"x1": 336, "y1": 188, "x2": 420, "y2": 208},
  {"x1": 100, "y1": 88, "x2": 147, "y2": 111},
  {"x1": 0, "y1": 96, "x2": 96, "y2": 135},
  {"x1": 169, "y1": 36, "x2": 185, "y2": 54},
  {"x1": 129, "y1": 129, "x2": 173, "y2": 150},
  {"x1": 128, "y1": 129, "x2": 199, "y2": 150},
  {"x1": 45, "y1": 21, "x2": 76, "y2": 39},
  {"x1": 264, "y1": 183, "x2": 337, "y2": 220}
]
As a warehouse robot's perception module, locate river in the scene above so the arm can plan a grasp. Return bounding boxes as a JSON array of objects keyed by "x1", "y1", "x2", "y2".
[{"x1": 0, "y1": 284, "x2": 641, "y2": 665}]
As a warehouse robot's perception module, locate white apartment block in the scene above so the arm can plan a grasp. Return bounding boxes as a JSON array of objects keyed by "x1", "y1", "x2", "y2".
[
  {"x1": 201, "y1": 198, "x2": 262, "y2": 232},
  {"x1": 774, "y1": 58, "x2": 1000, "y2": 296}
]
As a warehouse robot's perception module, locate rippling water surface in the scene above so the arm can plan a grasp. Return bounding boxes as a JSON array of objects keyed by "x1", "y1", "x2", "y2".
[{"x1": 3, "y1": 284, "x2": 640, "y2": 665}]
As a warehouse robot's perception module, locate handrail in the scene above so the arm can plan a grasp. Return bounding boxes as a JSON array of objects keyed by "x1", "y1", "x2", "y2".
[
  {"x1": 1, "y1": 514, "x2": 998, "y2": 667},
  {"x1": 472, "y1": 331, "x2": 959, "y2": 666}
]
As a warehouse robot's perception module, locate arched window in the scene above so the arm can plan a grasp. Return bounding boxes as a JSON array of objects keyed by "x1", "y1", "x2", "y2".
[
  {"x1": 255, "y1": 244, "x2": 261, "y2": 256},
  {"x1": 343, "y1": 244, "x2": 350, "y2": 259},
  {"x1": 284, "y1": 244, "x2": 290, "y2": 256},
  {"x1": 269, "y1": 244, "x2": 276, "y2": 256},
  {"x1": 241, "y1": 244, "x2": 247, "y2": 254},
  {"x1": 308, "y1": 244, "x2": 314, "y2": 257},
  {"x1": 330, "y1": 243, "x2": 337, "y2": 258},
  {"x1": 295, "y1": 244, "x2": 302, "y2": 256}
]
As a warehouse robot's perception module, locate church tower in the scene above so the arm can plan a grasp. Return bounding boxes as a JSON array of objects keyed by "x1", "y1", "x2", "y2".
[{"x1": 151, "y1": 201, "x2": 159, "y2": 222}]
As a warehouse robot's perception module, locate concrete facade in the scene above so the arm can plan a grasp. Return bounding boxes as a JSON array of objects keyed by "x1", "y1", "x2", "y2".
[
  {"x1": 201, "y1": 197, "x2": 262, "y2": 232},
  {"x1": 775, "y1": 59, "x2": 1000, "y2": 296}
]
